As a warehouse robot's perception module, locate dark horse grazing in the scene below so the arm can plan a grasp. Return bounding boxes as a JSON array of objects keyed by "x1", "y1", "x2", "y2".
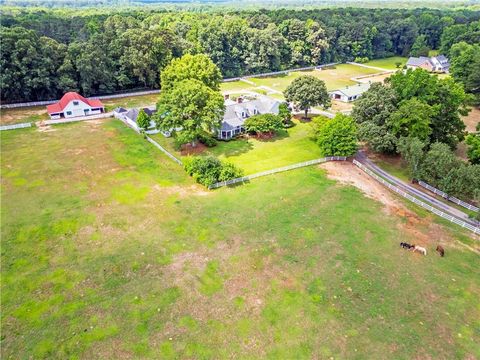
[
  {"x1": 400, "y1": 242, "x2": 414, "y2": 249},
  {"x1": 436, "y1": 245, "x2": 445, "y2": 257}
]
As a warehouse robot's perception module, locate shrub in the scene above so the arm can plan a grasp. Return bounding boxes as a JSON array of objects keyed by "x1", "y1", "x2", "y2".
[
  {"x1": 219, "y1": 162, "x2": 244, "y2": 181},
  {"x1": 244, "y1": 114, "x2": 284, "y2": 135},
  {"x1": 184, "y1": 156, "x2": 243, "y2": 187},
  {"x1": 312, "y1": 114, "x2": 358, "y2": 156},
  {"x1": 198, "y1": 132, "x2": 218, "y2": 147},
  {"x1": 278, "y1": 102, "x2": 293, "y2": 127},
  {"x1": 354, "y1": 57, "x2": 369, "y2": 63}
]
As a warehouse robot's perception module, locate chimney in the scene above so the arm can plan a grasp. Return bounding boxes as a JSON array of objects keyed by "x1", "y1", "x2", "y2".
[
  {"x1": 224, "y1": 94, "x2": 230, "y2": 100},
  {"x1": 237, "y1": 97, "x2": 243, "y2": 104}
]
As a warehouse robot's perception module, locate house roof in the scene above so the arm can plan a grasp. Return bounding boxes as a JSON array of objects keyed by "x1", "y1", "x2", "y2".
[
  {"x1": 406, "y1": 56, "x2": 432, "y2": 67},
  {"x1": 221, "y1": 96, "x2": 281, "y2": 131},
  {"x1": 330, "y1": 83, "x2": 371, "y2": 98},
  {"x1": 124, "y1": 106, "x2": 156, "y2": 123},
  {"x1": 114, "y1": 107, "x2": 127, "y2": 113},
  {"x1": 46, "y1": 92, "x2": 104, "y2": 114}
]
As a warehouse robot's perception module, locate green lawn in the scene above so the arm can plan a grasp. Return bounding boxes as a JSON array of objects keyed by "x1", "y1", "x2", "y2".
[
  {"x1": 248, "y1": 64, "x2": 380, "y2": 92},
  {"x1": 220, "y1": 80, "x2": 252, "y2": 92},
  {"x1": 2, "y1": 119, "x2": 479, "y2": 359},
  {"x1": 151, "y1": 119, "x2": 323, "y2": 174},
  {"x1": 364, "y1": 56, "x2": 408, "y2": 70}
]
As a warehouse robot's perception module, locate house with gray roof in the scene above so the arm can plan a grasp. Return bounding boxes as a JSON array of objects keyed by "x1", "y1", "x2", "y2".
[
  {"x1": 114, "y1": 106, "x2": 161, "y2": 135},
  {"x1": 329, "y1": 82, "x2": 371, "y2": 103},
  {"x1": 218, "y1": 95, "x2": 281, "y2": 140},
  {"x1": 406, "y1": 55, "x2": 450, "y2": 73}
]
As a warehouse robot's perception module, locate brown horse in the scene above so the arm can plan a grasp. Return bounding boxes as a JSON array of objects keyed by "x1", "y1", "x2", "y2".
[{"x1": 436, "y1": 245, "x2": 445, "y2": 257}]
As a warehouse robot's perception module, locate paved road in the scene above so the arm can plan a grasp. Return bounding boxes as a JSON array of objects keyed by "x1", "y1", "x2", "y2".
[{"x1": 355, "y1": 151, "x2": 479, "y2": 227}]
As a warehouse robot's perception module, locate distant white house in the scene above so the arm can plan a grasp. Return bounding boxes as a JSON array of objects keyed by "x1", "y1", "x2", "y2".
[
  {"x1": 219, "y1": 95, "x2": 281, "y2": 140},
  {"x1": 329, "y1": 83, "x2": 371, "y2": 103},
  {"x1": 406, "y1": 55, "x2": 450, "y2": 73},
  {"x1": 46, "y1": 92, "x2": 105, "y2": 119},
  {"x1": 114, "y1": 106, "x2": 160, "y2": 135},
  {"x1": 114, "y1": 106, "x2": 182, "y2": 136}
]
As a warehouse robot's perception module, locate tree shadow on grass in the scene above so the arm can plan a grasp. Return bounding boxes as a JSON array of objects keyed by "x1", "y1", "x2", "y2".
[
  {"x1": 254, "y1": 129, "x2": 290, "y2": 142},
  {"x1": 212, "y1": 138, "x2": 254, "y2": 157}
]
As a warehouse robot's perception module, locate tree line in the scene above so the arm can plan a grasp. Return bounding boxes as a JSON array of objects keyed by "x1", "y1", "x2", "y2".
[{"x1": 1, "y1": 6, "x2": 479, "y2": 102}]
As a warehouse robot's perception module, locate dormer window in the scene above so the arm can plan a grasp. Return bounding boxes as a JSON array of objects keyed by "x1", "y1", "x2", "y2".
[{"x1": 73, "y1": 101, "x2": 79, "y2": 106}]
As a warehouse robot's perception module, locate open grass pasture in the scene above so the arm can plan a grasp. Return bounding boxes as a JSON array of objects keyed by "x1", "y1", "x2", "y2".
[
  {"x1": 363, "y1": 56, "x2": 407, "y2": 70},
  {"x1": 248, "y1": 64, "x2": 380, "y2": 92},
  {"x1": 1, "y1": 119, "x2": 479, "y2": 359}
]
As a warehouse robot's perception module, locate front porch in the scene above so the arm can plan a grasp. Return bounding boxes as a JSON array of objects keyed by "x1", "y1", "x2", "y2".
[{"x1": 218, "y1": 125, "x2": 244, "y2": 140}]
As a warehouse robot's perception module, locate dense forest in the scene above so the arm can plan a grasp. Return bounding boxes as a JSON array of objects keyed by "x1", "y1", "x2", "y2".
[{"x1": 1, "y1": 6, "x2": 479, "y2": 102}]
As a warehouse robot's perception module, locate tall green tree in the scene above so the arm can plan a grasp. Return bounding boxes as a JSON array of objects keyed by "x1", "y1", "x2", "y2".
[
  {"x1": 465, "y1": 129, "x2": 480, "y2": 165},
  {"x1": 397, "y1": 137, "x2": 425, "y2": 179},
  {"x1": 284, "y1": 75, "x2": 330, "y2": 119},
  {"x1": 160, "y1": 54, "x2": 222, "y2": 91},
  {"x1": 312, "y1": 114, "x2": 358, "y2": 156},
  {"x1": 388, "y1": 69, "x2": 468, "y2": 148},
  {"x1": 449, "y1": 42, "x2": 480, "y2": 105},
  {"x1": 419, "y1": 142, "x2": 461, "y2": 187},
  {"x1": 409, "y1": 35, "x2": 430, "y2": 57},
  {"x1": 387, "y1": 98, "x2": 435, "y2": 141},
  {"x1": 136, "y1": 109, "x2": 151, "y2": 130},
  {"x1": 154, "y1": 79, "x2": 225, "y2": 146},
  {"x1": 352, "y1": 82, "x2": 397, "y2": 126}
]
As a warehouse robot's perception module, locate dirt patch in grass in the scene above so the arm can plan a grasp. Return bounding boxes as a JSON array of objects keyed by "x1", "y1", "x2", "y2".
[
  {"x1": 293, "y1": 114, "x2": 312, "y2": 122},
  {"x1": 462, "y1": 107, "x2": 480, "y2": 132},
  {"x1": 320, "y1": 161, "x2": 403, "y2": 214},
  {"x1": 153, "y1": 184, "x2": 210, "y2": 197},
  {"x1": 180, "y1": 142, "x2": 208, "y2": 155}
]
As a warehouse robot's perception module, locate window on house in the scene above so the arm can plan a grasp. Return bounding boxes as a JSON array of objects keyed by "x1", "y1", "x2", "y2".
[
  {"x1": 66, "y1": 111, "x2": 72, "y2": 115},
  {"x1": 242, "y1": 111, "x2": 247, "y2": 118},
  {"x1": 253, "y1": 109, "x2": 258, "y2": 115},
  {"x1": 73, "y1": 101, "x2": 79, "y2": 106}
]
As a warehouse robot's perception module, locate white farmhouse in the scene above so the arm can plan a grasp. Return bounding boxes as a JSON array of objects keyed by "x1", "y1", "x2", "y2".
[
  {"x1": 218, "y1": 95, "x2": 281, "y2": 140},
  {"x1": 46, "y1": 92, "x2": 105, "y2": 119}
]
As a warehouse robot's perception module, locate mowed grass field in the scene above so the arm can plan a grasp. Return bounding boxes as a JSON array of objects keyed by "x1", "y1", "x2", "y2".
[
  {"x1": 151, "y1": 119, "x2": 322, "y2": 174},
  {"x1": 1, "y1": 119, "x2": 479, "y2": 359},
  {"x1": 363, "y1": 56, "x2": 407, "y2": 70},
  {"x1": 248, "y1": 64, "x2": 380, "y2": 92}
]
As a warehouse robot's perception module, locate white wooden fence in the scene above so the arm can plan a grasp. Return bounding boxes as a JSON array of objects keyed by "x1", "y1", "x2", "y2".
[
  {"x1": 0, "y1": 90, "x2": 160, "y2": 109},
  {"x1": 0, "y1": 122, "x2": 32, "y2": 131},
  {"x1": 239, "y1": 63, "x2": 340, "y2": 80},
  {"x1": 41, "y1": 113, "x2": 113, "y2": 125},
  {"x1": 418, "y1": 180, "x2": 479, "y2": 213},
  {"x1": 353, "y1": 160, "x2": 480, "y2": 235},
  {"x1": 208, "y1": 156, "x2": 347, "y2": 189},
  {"x1": 145, "y1": 136, "x2": 183, "y2": 166}
]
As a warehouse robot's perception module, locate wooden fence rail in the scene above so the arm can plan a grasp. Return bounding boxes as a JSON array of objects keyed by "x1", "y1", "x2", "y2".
[
  {"x1": 353, "y1": 160, "x2": 480, "y2": 235},
  {"x1": 0, "y1": 122, "x2": 32, "y2": 131},
  {"x1": 208, "y1": 156, "x2": 346, "y2": 189},
  {"x1": 418, "y1": 180, "x2": 479, "y2": 213}
]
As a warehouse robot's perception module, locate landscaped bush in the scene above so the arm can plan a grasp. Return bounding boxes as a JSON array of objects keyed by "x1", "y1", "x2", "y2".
[
  {"x1": 184, "y1": 156, "x2": 243, "y2": 186},
  {"x1": 244, "y1": 114, "x2": 284, "y2": 137},
  {"x1": 312, "y1": 114, "x2": 358, "y2": 156},
  {"x1": 198, "y1": 132, "x2": 218, "y2": 147},
  {"x1": 354, "y1": 57, "x2": 369, "y2": 63}
]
